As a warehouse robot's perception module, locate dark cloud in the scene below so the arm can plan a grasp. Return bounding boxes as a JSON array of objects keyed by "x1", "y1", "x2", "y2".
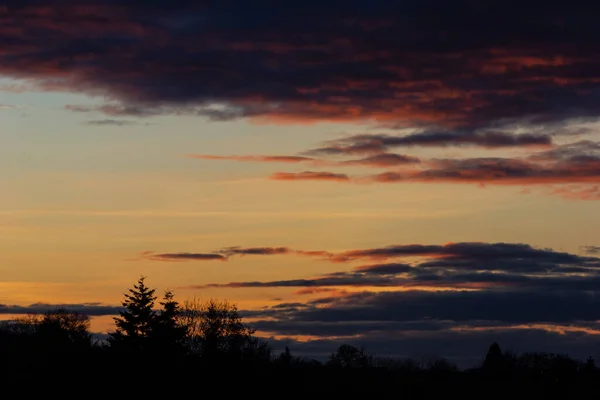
[
  {"x1": 142, "y1": 246, "x2": 301, "y2": 262},
  {"x1": 367, "y1": 140, "x2": 600, "y2": 186},
  {"x1": 194, "y1": 240, "x2": 600, "y2": 364},
  {"x1": 247, "y1": 289, "x2": 600, "y2": 368},
  {"x1": 147, "y1": 242, "x2": 600, "y2": 291},
  {"x1": 265, "y1": 290, "x2": 600, "y2": 325},
  {"x1": 368, "y1": 149, "x2": 600, "y2": 185},
  {"x1": 2, "y1": 1, "x2": 600, "y2": 133},
  {"x1": 250, "y1": 288, "x2": 600, "y2": 368},
  {"x1": 528, "y1": 140, "x2": 600, "y2": 162},
  {"x1": 308, "y1": 132, "x2": 553, "y2": 155},
  {"x1": 582, "y1": 245, "x2": 600, "y2": 254},
  {"x1": 354, "y1": 263, "x2": 414, "y2": 274},
  {"x1": 264, "y1": 329, "x2": 600, "y2": 368},
  {"x1": 188, "y1": 241, "x2": 600, "y2": 291},
  {"x1": 253, "y1": 319, "x2": 455, "y2": 337},
  {"x1": 331, "y1": 241, "x2": 589, "y2": 262},
  {"x1": 195, "y1": 138, "x2": 600, "y2": 198},
  {"x1": 144, "y1": 252, "x2": 227, "y2": 261},
  {"x1": 341, "y1": 153, "x2": 421, "y2": 167},
  {"x1": 0, "y1": 302, "x2": 121, "y2": 316},
  {"x1": 197, "y1": 272, "x2": 600, "y2": 292},
  {"x1": 218, "y1": 246, "x2": 293, "y2": 256},
  {"x1": 252, "y1": 312, "x2": 600, "y2": 339}
]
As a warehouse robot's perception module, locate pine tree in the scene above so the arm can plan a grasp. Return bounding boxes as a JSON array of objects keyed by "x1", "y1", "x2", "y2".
[
  {"x1": 158, "y1": 290, "x2": 179, "y2": 328},
  {"x1": 109, "y1": 276, "x2": 157, "y2": 352},
  {"x1": 483, "y1": 342, "x2": 505, "y2": 376},
  {"x1": 152, "y1": 290, "x2": 188, "y2": 354},
  {"x1": 276, "y1": 346, "x2": 293, "y2": 366}
]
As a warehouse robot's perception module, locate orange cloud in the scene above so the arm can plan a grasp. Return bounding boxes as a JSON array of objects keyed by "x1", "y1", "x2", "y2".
[
  {"x1": 549, "y1": 185, "x2": 600, "y2": 200},
  {"x1": 187, "y1": 154, "x2": 315, "y2": 163},
  {"x1": 270, "y1": 171, "x2": 350, "y2": 182}
]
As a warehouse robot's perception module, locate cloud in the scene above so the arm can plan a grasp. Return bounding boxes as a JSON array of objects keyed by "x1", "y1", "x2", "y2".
[
  {"x1": 218, "y1": 246, "x2": 293, "y2": 256},
  {"x1": 195, "y1": 273, "x2": 600, "y2": 292},
  {"x1": 85, "y1": 119, "x2": 140, "y2": 126},
  {"x1": 182, "y1": 240, "x2": 600, "y2": 364},
  {"x1": 141, "y1": 246, "x2": 302, "y2": 262},
  {"x1": 65, "y1": 104, "x2": 162, "y2": 117},
  {"x1": 330, "y1": 241, "x2": 590, "y2": 263},
  {"x1": 264, "y1": 328, "x2": 600, "y2": 368},
  {"x1": 271, "y1": 290, "x2": 600, "y2": 324},
  {"x1": 187, "y1": 155, "x2": 315, "y2": 163},
  {"x1": 190, "y1": 152, "x2": 420, "y2": 169},
  {"x1": 251, "y1": 287, "x2": 600, "y2": 366},
  {"x1": 145, "y1": 242, "x2": 600, "y2": 289},
  {"x1": 2, "y1": 1, "x2": 600, "y2": 133},
  {"x1": 307, "y1": 132, "x2": 553, "y2": 155},
  {"x1": 341, "y1": 153, "x2": 421, "y2": 167},
  {"x1": 253, "y1": 318, "x2": 456, "y2": 337},
  {"x1": 354, "y1": 263, "x2": 414, "y2": 274},
  {"x1": 0, "y1": 303, "x2": 121, "y2": 316},
  {"x1": 142, "y1": 252, "x2": 227, "y2": 262},
  {"x1": 194, "y1": 137, "x2": 600, "y2": 199},
  {"x1": 582, "y1": 246, "x2": 600, "y2": 255},
  {"x1": 528, "y1": 140, "x2": 600, "y2": 160},
  {"x1": 252, "y1": 306, "x2": 600, "y2": 338},
  {"x1": 250, "y1": 287, "x2": 600, "y2": 367},
  {"x1": 7, "y1": 240, "x2": 600, "y2": 366},
  {"x1": 305, "y1": 141, "x2": 387, "y2": 156},
  {"x1": 366, "y1": 149, "x2": 600, "y2": 185},
  {"x1": 270, "y1": 171, "x2": 350, "y2": 181},
  {"x1": 548, "y1": 185, "x2": 600, "y2": 200},
  {"x1": 365, "y1": 141, "x2": 600, "y2": 187},
  {"x1": 186, "y1": 241, "x2": 600, "y2": 292},
  {"x1": 293, "y1": 288, "x2": 348, "y2": 296}
]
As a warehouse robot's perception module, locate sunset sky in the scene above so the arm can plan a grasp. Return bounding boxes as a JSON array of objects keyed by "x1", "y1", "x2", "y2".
[{"x1": 2, "y1": 0, "x2": 600, "y2": 366}]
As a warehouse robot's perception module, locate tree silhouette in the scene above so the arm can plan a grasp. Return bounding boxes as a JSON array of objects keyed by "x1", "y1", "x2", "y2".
[
  {"x1": 152, "y1": 290, "x2": 188, "y2": 354},
  {"x1": 6, "y1": 309, "x2": 92, "y2": 354},
  {"x1": 483, "y1": 342, "x2": 504, "y2": 375},
  {"x1": 583, "y1": 356, "x2": 596, "y2": 373},
  {"x1": 12, "y1": 314, "x2": 42, "y2": 337},
  {"x1": 276, "y1": 346, "x2": 294, "y2": 366},
  {"x1": 36, "y1": 308, "x2": 92, "y2": 351},
  {"x1": 178, "y1": 298, "x2": 266, "y2": 363},
  {"x1": 329, "y1": 344, "x2": 373, "y2": 368},
  {"x1": 109, "y1": 276, "x2": 157, "y2": 352}
]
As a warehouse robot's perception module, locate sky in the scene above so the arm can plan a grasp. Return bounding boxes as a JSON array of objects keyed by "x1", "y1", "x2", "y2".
[{"x1": 2, "y1": 0, "x2": 600, "y2": 367}]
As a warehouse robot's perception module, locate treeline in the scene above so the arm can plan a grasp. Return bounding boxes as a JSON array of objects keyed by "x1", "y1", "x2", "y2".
[{"x1": 1, "y1": 277, "x2": 599, "y2": 396}]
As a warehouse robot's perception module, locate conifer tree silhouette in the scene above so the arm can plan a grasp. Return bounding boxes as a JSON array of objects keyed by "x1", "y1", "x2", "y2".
[
  {"x1": 109, "y1": 276, "x2": 157, "y2": 352},
  {"x1": 153, "y1": 290, "x2": 187, "y2": 354}
]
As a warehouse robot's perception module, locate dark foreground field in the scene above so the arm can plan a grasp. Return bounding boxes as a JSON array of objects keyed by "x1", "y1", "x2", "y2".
[{"x1": 1, "y1": 354, "x2": 599, "y2": 398}]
